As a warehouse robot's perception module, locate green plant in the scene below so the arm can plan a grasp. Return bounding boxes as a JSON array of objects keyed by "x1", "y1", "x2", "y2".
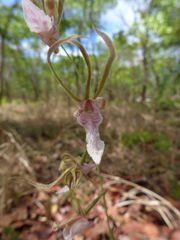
[
  {"x1": 169, "y1": 176, "x2": 180, "y2": 200},
  {"x1": 121, "y1": 130, "x2": 172, "y2": 153},
  {"x1": 3, "y1": 227, "x2": 19, "y2": 240},
  {"x1": 121, "y1": 130, "x2": 154, "y2": 147},
  {"x1": 153, "y1": 134, "x2": 172, "y2": 153},
  {"x1": 22, "y1": 0, "x2": 116, "y2": 239}
]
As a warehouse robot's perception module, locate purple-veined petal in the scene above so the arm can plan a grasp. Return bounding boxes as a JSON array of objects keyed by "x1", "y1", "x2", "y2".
[
  {"x1": 63, "y1": 218, "x2": 94, "y2": 240},
  {"x1": 22, "y1": 0, "x2": 53, "y2": 33},
  {"x1": 76, "y1": 99, "x2": 103, "y2": 130},
  {"x1": 75, "y1": 100, "x2": 105, "y2": 164},
  {"x1": 86, "y1": 129, "x2": 105, "y2": 165}
]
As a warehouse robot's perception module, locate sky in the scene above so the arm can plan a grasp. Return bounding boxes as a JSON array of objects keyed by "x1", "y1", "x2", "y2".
[
  {"x1": 1, "y1": 0, "x2": 14, "y2": 4},
  {"x1": 101, "y1": 0, "x2": 135, "y2": 35},
  {"x1": 1, "y1": 0, "x2": 136, "y2": 35},
  {"x1": 1, "y1": 0, "x2": 137, "y2": 58}
]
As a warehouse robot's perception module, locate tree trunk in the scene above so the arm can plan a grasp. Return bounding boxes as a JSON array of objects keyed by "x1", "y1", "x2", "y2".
[
  {"x1": 0, "y1": 1, "x2": 19, "y2": 104},
  {"x1": 0, "y1": 37, "x2": 5, "y2": 104},
  {"x1": 141, "y1": 39, "x2": 149, "y2": 103},
  {"x1": 30, "y1": 76, "x2": 40, "y2": 101}
]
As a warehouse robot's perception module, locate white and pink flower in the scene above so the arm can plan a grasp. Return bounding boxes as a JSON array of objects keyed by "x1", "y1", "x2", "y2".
[
  {"x1": 63, "y1": 217, "x2": 94, "y2": 240},
  {"x1": 22, "y1": 0, "x2": 59, "y2": 48},
  {"x1": 75, "y1": 99, "x2": 105, "y2": 165}
]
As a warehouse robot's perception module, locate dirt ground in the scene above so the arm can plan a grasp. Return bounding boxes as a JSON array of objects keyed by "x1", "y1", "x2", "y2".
[{"x1": 0, "y1": 100, "x2": 179, "y2": 239}]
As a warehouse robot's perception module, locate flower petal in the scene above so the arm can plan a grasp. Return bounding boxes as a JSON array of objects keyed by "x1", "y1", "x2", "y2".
[
  {"x1": 38, "y1": 23, "x2": 59, "y2": 47},
  {"x1": 76, "y1": 99, "x2": 103, "y2": 130},
  {"x1": 76, "y1": 100, "x2": 105, "y2": 164},
  {"x1": 22, "y1": 0, "x2": 53, "y2": 33},
  {"x1": 63, "y1": 218, "x2": 94, "y2": 240},
  {"x1": 86, "y1": 130, "x2": 105, "y2": 165},
  {"x1": 70, "y1": 218, "x2": 94, "y2": 236}
]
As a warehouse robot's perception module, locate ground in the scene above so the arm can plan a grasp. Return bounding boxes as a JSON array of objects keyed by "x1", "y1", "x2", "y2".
[{"x1": 0, "y1": 99, "x2": 179, "y2": 239}]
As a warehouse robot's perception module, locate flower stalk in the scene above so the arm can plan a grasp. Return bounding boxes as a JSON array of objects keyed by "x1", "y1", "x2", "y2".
[
  {"x1": 22, "y1": 1, "x2": 116, "y2": 239},
  {"x1": 97, "y1": 165, "x2": 115, "y2": 240},
  {"x1": 94, "y1": 29, "x2": 116, "y2": 98}
]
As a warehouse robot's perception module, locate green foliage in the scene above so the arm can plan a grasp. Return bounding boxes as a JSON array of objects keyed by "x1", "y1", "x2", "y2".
[
  {"x1": 169, "y1": 176, "x2": 180, "y2": 200},
  {"x1": 150, "y1": 0, "x2": 180, "y2": 46},
  {"x1": 0, "y1": 0, "x2": 179, "y2": 106},
  {"x1": 157, "y1": 99, "x2": 179, "y2": 110},
  {"x1": 121, "y1": 130, "x2": 172, "y2": 153},
  {"x1": 153, "y1": 134, "x2": 172, "y2": 152},
  {"x1": 3, "y1": 227, "x2": 19, "y2": 240},
  {"x1": 121, "y1": 130, "x2": 154, "y2": 147}
]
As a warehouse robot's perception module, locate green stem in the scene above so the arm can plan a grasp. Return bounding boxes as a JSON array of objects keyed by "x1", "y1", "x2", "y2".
[
  {"x1": 25, "y1": 167, "x2": 71, "y2": 191},
  {"x1": 85, "y1": 79, "x2": 91, "y2": 99},
  {"x1": 41, "y1": 0, "x2": 46, "y2": 13},
  {"x1": 57, "y1": 0, "x2": 65, "y2": 25},
  {"x1": 48, "y1": 57, "x2": 81, "y2": 102},
  {"x1": 102, "y1": 192, "x2": 115, "y2": 240},
  {"x1": 97, "y1": 166, "x2": 115, "y2": 240},
  {"x1": 80, "y1": 150, "x2": 88, "y2": 164},
  {"x1": 71, "y1": 40, "x2": 92, "y2": 100},
  {"x1": 48, "y1": 36, "x2": 91, "y2": 103},
  {"x1": 84, "y1": 190, "x2": 105, "y2": 215},
  {"x1": 61, "y1": 45, "x2": 82, "y2": 85},
  {"x1": 71, "y1": 190, "x2": 85, "y2": 215},
  {"x1": 93, "y1": 29, "x2": 116, "y2": 99}
]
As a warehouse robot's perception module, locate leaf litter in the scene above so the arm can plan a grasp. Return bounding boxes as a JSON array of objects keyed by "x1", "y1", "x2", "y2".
[{"x1": 0, "y1": 102, "x2": 180, "y2": 239}]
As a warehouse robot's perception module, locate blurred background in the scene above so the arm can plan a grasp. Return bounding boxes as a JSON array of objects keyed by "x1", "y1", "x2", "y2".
[
  {"x1": 0, "y1": 0, "x2": 180, "y2": 239},
  {"x1": 0, "y1": 0, "x2": 179, "y2": 104}
]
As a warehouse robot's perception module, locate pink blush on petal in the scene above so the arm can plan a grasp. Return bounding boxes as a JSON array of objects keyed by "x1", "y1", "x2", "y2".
[{"x1": 75, "y1": 100, "x2": 105, "y2": 164}]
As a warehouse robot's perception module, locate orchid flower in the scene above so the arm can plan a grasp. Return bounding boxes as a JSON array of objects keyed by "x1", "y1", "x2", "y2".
[
  {"x1": 22, "y1": 0, "x2": 60, "y2": 50},
  {"x1": 75, "y1": 99, "x2": 105, "y2": 165},
  {"x1": 63, "y1": 218, "x2": 94, "y2": 240},
  {"x1": 56, "y1": 185, "x2": 69, "y2": 196}
]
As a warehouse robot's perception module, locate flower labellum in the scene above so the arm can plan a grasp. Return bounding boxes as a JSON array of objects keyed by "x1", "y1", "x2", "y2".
[
  {"x1": 22, "y1": 0, "x2": 59, "y2": 49},
  {"x1": 63, "y1": 218, "x2": 94, "y2": 240},
  {"x1": 75, "y1": 99, "x2": 105, "y2": 165}
]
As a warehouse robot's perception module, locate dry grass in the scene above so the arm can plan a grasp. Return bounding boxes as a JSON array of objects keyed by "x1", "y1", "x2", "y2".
[{"x1": 0, "y1": 100, "x2": 179, "y2": 213}]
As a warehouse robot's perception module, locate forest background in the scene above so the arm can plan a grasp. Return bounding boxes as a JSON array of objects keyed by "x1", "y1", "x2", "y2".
[{"x1": 0, "y1": 0, "x2": 180, "y2": 239}]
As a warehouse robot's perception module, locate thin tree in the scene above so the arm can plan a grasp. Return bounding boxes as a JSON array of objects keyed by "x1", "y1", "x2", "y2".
[{"x1": 0, "y1": 0, "x2": 19, "y2": 104}]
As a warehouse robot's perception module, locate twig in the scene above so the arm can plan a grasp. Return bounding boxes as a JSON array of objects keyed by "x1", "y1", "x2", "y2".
[
  {"x1": 4, "y1": 131, "x2": 34, "y2": 175},
  {"x1": 103, "y1": 174, "x2": 180, "y2": 228}
]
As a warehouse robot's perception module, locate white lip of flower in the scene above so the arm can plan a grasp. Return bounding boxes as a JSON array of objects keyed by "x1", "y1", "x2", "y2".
[
  {"x1": 86, "y1": 128, "x2": 104, "y2": 165},
  {"x1": 75, "y1": 99, "x2": 105, "y2": 165}
]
